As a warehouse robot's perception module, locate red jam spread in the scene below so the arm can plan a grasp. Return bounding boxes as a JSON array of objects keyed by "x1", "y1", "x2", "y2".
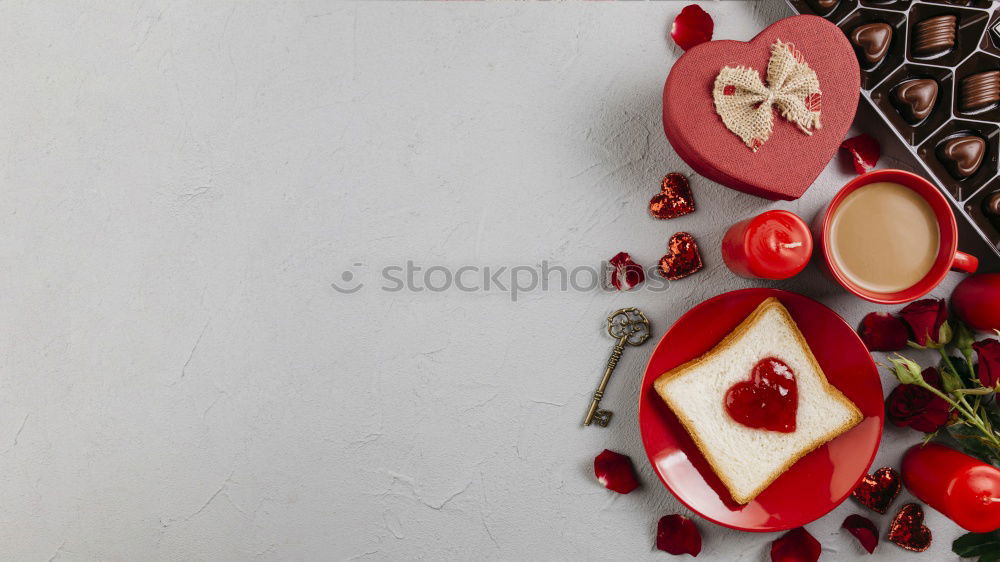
[{"x1": 724, "y1": 357, "x2": 798, "y2": 432}]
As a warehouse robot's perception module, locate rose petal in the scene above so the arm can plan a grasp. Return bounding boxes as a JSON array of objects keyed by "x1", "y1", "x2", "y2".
[
  {"x1": 608, "y1": 252, "x2": 645, "y2": 291},
  {"x1": 650, "y1": 173, "x2": 696, "y2": 220},
  {"x1": 858, "y1": 312, "x2": 909, "y2": 351},
  {"x1": 593, "y1": 449, "x2": 639, "y2": 494},
  {"x1": 888, "y1": 503, "x2": 932, "y2": 552},
  {"x1": 973, "y1": 338, "x2": 1000, "y2": 388},
  {"x1": 842, "y1": 514, "x2": 879, "y2": 554},
  {"x1": 670, "y1": 5, "x2": 714, "y2": 51},
  {"x1": 899, "y1": 299, "x2": 948, "y2": 347},
  {"x1": 770, "y1": 527, "x2": 821, "y2": 562},
  {"x1": 656, "y1": 514, "x2": 702, "y2": 557},
  {"x1": 840, "y1": 134, "x2": 880, "y2": 175}
]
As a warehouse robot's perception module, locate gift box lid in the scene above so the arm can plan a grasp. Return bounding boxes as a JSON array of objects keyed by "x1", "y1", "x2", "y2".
[{"x1": 662, "y1": 15, "x2": 860, "y2": 201}]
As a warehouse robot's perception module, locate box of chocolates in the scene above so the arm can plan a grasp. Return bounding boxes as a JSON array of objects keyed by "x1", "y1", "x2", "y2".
[{"x1": 786, "y1": 0, "x2": 1000, "y2": 256}]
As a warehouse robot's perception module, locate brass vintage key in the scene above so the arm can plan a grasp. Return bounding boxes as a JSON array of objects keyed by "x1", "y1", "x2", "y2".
[{"x1": 583, "y1": 308, "x2": 650, "y2": 427}]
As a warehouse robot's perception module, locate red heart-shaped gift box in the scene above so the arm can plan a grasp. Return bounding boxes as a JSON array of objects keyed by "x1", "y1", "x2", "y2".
[{"x1": 663, "y1": 15, "x2": 860, "y2": 201}]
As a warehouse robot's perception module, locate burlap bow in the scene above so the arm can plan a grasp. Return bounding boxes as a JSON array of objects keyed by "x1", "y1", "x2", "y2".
[{"x1": 712, "y1": 40, "x2": 822, "y2": 152}]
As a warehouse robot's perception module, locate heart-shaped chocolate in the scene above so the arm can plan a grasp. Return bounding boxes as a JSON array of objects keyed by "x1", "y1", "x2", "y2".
[
  {"x1": 649, "y1": 173, "x2": 696, "y2": 219},
  {"x1": 939, "y1": 135, "x2": 985, "y2": 178},
  {"x1": 852, "y1": 466, "x2": 901, "y2": 514},
  {"x1": 888, "y1": 503, "x2": 932, "y2": 552},
  {"x1": 658, "y1": 232, "x2": 703, "y2": 280},
  {"x1": 724, "y1": 357, "x2": 798, "y2": 432},
  {"x1": 850, "y1": 23, "x2": 893, "y2": 65},
  {"x1": 663, "y1": 15, "x2": 859, "y2": 200},
  {"x1": 892, "y1": 79, "x2": 938, "y2": 123}
]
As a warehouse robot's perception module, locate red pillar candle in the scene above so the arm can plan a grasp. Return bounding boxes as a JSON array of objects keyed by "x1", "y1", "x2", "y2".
[
  {"x1": 902, "y1": 443, "x2": 1000, "y2": 533},
  {"x1": 721, "y1": 210, "x2": 813, "y2": 280}
]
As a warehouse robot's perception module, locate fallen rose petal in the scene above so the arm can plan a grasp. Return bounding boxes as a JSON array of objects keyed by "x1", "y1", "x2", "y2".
[
  {"x1": 608, "y1": 252, "x2": 645, "y2": 291},
  {"x1": 972, "y1": 338, "x2": 1000, "y2": 388},
  {"x1": 671, "y1": 5, "x2": 714, "y2": 51},
  {"x1": 888, "y1": 503, "x2": 932, "y2": 552},
  {"x1": 770, "y1": 527, "x2": 821, "y2": 562},
  {"x1": 840, "y1": 134, "x2": 880, "y2": 175},
  {"x1": 594, "y1": 449, "x2": 639, "y2": 494},
  {"x1": 656, "y1": 514, "x2": 702, "y2": 557},
  {"x1": 842, "y1": 514, "x2": 879, "y2": 554},
  {"x1": 886, "y1": 368, "x2": 951, "y2": 433},
  {"x1": 859, "y1": 312, "x2": 909, "y2": 351},
  {"x1": 899, "y1": 299, "x2": 948, "y2": 347}
]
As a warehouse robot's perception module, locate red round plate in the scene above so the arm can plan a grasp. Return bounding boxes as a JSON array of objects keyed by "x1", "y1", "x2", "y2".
[{"x1": 638, "y1": 288, "x2": 884, "y2": 532}]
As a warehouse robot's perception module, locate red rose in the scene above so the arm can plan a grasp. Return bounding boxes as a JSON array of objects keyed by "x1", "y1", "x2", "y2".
[
  {"x1": 886, "y1": 368, "x2": 951, "y2": 433},
  {"x1": 973, "y1": 339, "x2": 1000, "y2": 388},
  {"x1": 899, "y1": 299, "x2": 948, "y2": 347}
]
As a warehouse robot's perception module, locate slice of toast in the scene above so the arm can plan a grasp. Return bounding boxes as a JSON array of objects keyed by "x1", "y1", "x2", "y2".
[{"x1": 653, "y1": 297, "x2": 862, "y2": 504}]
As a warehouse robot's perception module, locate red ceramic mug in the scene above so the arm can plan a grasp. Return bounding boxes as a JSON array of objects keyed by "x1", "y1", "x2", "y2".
[{"x1": 816, "y1": 169, "x2": 978, "y2": 304}]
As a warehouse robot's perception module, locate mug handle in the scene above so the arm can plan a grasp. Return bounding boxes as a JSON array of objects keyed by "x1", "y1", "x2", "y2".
[{"x1": 952, "y1": 251, "x2": 979, "y2": 274}]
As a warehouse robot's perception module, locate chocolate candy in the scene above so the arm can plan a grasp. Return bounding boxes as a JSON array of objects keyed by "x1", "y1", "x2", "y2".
[
  {"x1": 807, "y1": 0, "x2": 839, "y2": 12},
  {"x1": 913, "y1": 15, "x2": 957, "y2": 57},
  {"x1": 985, "y1": 192, "x2": 1000, "y2": 217},
  {"x1": 960, "y1": 70, "x2": 1000, "y2": 112},
  {"x1": 991, "y1": 18, "x2": 1000, "y2": 49},
  {"x1": 892, "y1": 79, "x2": 938, "y2": 122},
  {"x1": 850, "y1": 23, "x2": 893, "y2": 65},
  {"x1": 939, "y1": 135, "x2": 986, "y2": 178}
]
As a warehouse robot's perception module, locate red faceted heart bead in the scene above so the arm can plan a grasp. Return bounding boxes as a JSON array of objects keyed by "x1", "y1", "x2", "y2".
[
  {"x1": 852, "y1": 467, "x2": 901, "y2": 515},
  {"x1": 649, "y1": 173, "x2": 696, "y2": 220},
  {"x1": 888, "y1": 503, "x2": 932, "y2": 552},
  {"x1": 724, "y1": 357, "x2": 797, "y2": 432},
  {"x1": 658, "y1": 232, "x2": 703, "y2": 281}
]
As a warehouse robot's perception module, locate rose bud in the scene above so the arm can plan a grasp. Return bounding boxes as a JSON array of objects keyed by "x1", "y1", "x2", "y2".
[
  {"x1": 886, "y1": 368, "x2": 952, "y2": 433},
  {"x1": 842, "y1": 514, "x2": 878, "y2": 554},
  {"x1": 858, "y1": 312, "x2": 908, "y2": 351},
  {"x1": 671, "y1": 5, "x2": 713, "y2": 51},
  {"x1": 973, "y1": 338, "x2": 1000, "y2": 389},
  {"x1": 593, "y1": 449, "x2": 640, "y2": 494},
  {"x1": 608, "y1": 252, "x2": 645, "y2": 291},
  {"x1": 656, "y1": 514, "x2": 702, "y2": 557},
  {"x1": 770, "y1": 527, "x2": 821, "y2": 562},
  {"x1": 899, "y1": 299, "x2": 951, "y2": 348}
]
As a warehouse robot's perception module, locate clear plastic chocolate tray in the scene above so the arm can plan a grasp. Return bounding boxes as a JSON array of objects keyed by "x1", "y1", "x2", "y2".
[{"x1": 786, "y1": 0, "x2": 1000, "y2": 257}]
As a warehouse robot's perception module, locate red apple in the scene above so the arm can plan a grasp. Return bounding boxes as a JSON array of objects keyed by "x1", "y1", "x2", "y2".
[{"x1": 952, "y1": 274, "x2": 1000, "y2": 331}]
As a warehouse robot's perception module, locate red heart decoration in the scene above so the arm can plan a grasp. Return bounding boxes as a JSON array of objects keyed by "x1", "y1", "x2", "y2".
[
  {"x1": 662, "y1": 15, "x2": 859, "y2": 200},
  {"x1": 888, "y1": 503, "x2": 932, "y2": 552},
  {"x1": 724, "y1": 357, "x2": 798, "y2": 432},
  {"x1": 649, "y1": 173, "x2": 696, "y2": 219},
  {"x1": 852, "y1": 466, "x2": 901, "y2": 514},
  {"x1": 658, "y1": 232, "x2": 703, "y2": 280}
]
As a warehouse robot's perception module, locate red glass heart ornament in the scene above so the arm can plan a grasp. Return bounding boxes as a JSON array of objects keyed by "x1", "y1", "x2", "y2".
[
  {"x1": 593, "y1": 449, "x2": 640, "y2": 494},
  {"x1": 858, "y1": 312, "x2": 908, "y2": 352},
  {"x1": 658, "y1": 232, "x2": 703, "y2": 281},
  {"x1": 724, "y1": 357, "x2": 797, "y2": 432},
  {"x1": 608, "y1": 252, "x2": 645, "y2": 291},
  {"x1": 852, "y1": 467, "x2": 901, "y2": 514},
  {"x1": 841, "y1": 514, "x2": 878, "y2": 554},
  {"x1": 663, "y1": 16, "x2": 859, "y2": 200},
  {"x1": 671, "y1": 5, "x2": 714, "y2": 51},
  {"x1": 888, "y1": 503, "x2": 932, "y2": 552},
  {"x1": 649, "y1": 173, "x2": 696, "y2": 220},
  {"x1": 840, "y1": 134, "x2": 880, "y2": 175},
  {"x1": 770, "y1": 527, "x2": 821, "y2": 562},
  {"x1": 656, "y1": 514, "x2": 702, "y2": 557}
]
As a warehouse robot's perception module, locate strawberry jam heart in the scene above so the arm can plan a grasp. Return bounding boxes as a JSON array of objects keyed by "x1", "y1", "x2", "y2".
[
  {"x1": 888, "y1": 503, "x2": 932, "y2": 552},
  {"x1": 724, "y1": 357, "x2": 797, "y2": 432},
  {"x1": 852, "y1": 467, "x2": 901, "y2": 515},
  {"x1": 658, "y1": 232, "x2": 703, "y2": 280}
]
